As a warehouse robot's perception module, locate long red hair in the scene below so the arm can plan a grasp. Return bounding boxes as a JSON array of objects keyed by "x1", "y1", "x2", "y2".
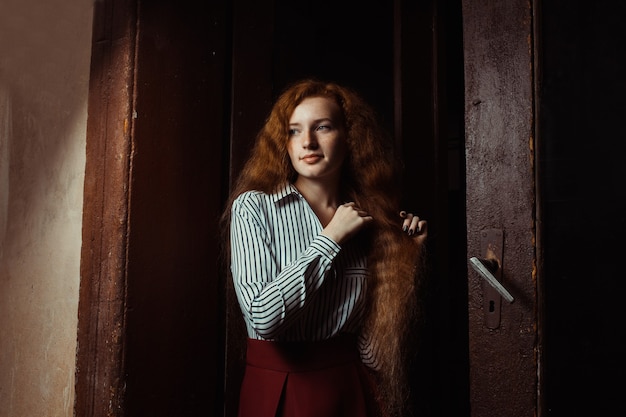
[{"x1": 221, "y1": 79, "x2": 425, "y2": 416}]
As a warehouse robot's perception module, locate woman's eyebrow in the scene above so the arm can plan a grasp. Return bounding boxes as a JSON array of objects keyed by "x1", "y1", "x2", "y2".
[{"x1": 290, "y1": 118, "x2": 333, "y2": 125}]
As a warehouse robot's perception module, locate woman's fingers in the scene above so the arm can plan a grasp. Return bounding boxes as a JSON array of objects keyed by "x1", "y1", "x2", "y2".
[
  {"x1": 401, "y1": 212, "x2": 414, "y2": 233},
  {"x1": 324, "y1": 202, "x2": 374, "y2": 245},
  {"x1": 399, "y1": 211, "x2": 427, "y2": 237},
  {"x1": 416, "y1": 219, "x2": 427, "y2": 236},
  {"x1": 342, "y1": 202, "x2": 371, "y2": 218}
]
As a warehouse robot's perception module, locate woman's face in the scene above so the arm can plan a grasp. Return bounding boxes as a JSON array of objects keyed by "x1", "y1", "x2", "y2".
[{"x1": 287, "y1": 96, "x2": 347, "y2": 184}]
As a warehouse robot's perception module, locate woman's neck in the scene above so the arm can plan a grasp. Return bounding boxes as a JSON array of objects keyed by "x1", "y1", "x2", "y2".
[{"x1": 293, "y1": 177, "x2": 341, "y2": 226}]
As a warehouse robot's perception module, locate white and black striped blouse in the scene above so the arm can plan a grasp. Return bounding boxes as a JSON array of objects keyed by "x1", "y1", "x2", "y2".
[{"x1": 230, "y1": 183, "x2": 378, "y2": 365}]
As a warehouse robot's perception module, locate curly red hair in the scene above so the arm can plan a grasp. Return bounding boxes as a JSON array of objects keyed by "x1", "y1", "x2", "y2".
[{"x1": 222, "y1": 79, "x2": 425, "y2": 416}]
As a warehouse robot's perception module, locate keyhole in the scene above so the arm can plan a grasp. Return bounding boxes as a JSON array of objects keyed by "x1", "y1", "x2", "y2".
[{"x1": 489, "y1": 300, "x2": 495, "y2": 313}]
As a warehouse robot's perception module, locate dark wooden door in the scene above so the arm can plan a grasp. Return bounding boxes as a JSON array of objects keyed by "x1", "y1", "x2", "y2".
[{"x1": 463, "y1": 1, "x2": 626, "y2": 416}]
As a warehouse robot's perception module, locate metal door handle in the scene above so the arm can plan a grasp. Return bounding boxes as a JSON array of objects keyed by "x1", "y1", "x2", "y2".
[{"x1": 469, "y1": 256, "x2": 514, "y2": 303}]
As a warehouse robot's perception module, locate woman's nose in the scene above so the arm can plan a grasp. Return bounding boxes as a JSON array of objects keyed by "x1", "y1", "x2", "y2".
[{"x1": 302, "y1": 130, "x2": 318, "y2": 148}]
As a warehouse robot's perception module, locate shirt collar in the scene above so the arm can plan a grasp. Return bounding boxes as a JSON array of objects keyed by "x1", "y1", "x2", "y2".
[{"x1": 270, "y1": 182, "x2": 301, "y2": 203}]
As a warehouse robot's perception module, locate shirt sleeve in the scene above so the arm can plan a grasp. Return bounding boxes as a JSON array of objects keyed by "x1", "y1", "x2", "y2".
[
  {"x1": 358, "y1": 331, "x2": 381, "y2": 371},
  {"x1": 230, "y1": 194, "x2": 341, "y2": 339}
]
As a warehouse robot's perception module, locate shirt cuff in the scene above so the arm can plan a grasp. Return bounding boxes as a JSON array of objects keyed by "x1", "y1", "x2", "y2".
[{"x1": 310, "y1": 234, "x2": 341, "y2": 260}]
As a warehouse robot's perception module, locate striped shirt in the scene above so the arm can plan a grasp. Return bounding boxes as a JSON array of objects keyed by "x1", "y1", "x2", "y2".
[{"x1": 230, "y1": 183, "x2": 373, "y2": 351}]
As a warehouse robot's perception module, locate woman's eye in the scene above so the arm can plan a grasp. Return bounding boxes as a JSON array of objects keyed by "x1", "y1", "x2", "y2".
[
  {"x1": 288, "y1": 128, "x2": 299, "y2": 136},
  {"x1": 316, "y1": 125, "x2": 331, "y2": 131}
]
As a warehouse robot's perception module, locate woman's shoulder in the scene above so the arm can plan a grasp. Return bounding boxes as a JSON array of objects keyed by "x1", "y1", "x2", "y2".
[
  {"x1": 231, "y1": 190, "x2": 282, "y2": 229},
  {"x1": 232, "y1": 190, "x2": 267, "y2": 212}
]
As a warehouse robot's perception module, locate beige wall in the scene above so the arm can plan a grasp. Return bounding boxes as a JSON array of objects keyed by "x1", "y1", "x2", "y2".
[{"x1": 0, "y1": 0, "x2": 93, "y2": 415}]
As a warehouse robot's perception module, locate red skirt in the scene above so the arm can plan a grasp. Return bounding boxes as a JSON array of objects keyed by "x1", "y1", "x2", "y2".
[{"x1": 237, "y1": 335, "x2": 380, "y2": 417}]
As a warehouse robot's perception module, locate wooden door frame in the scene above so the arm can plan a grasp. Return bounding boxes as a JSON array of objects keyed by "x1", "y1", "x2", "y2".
[
  {"x1": 74, "y1": 0, "x2": 136, "y2": 413},
  {"x1": 75, "y1": 0, "x2": 230, "y2": 415}
]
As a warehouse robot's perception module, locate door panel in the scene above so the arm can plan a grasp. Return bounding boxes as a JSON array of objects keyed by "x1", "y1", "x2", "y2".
[{"x1": 462, "y1": 1, "x2": 537, "y2": 416}]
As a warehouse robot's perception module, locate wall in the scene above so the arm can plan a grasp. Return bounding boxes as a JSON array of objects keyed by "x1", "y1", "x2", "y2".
[{"x1": 0, "y1": 0, "x2": 93, "y2": 415}]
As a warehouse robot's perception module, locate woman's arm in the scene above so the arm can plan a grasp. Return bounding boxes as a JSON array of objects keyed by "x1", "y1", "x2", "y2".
[{"x1": 230, "y1": 196, "x2": 341, "y2": 339}]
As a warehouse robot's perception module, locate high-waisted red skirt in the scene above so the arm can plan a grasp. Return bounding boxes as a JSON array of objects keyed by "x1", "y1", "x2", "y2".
[{"x1": 237, "y1": 335, "x2": 380, "y2": 417}]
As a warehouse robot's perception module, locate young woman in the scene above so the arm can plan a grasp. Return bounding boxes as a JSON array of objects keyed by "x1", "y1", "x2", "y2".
[{"x1": 221, "y1": 79, "x2": 428, "y2": 417}]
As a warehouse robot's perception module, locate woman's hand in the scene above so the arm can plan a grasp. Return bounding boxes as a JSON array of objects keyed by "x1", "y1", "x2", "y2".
[
  {"x1": 400, "y1": 211, "x2": 427, "y2": 243},
  {"x1": 322, "y1": 202, "x2": 373, "y2": 245}
]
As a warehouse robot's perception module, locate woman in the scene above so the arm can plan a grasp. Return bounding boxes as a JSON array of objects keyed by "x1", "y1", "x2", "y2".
[{"x1": 221, "y1": 79, "x2": 427, "y2": 417}]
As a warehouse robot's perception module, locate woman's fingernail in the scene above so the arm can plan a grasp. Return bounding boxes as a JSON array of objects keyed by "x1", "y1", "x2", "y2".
[
  {"x1": 408, "y1": 229, "x2": 414, "y2": 236},
  {"x1": 403, "y1": 225, "x2": 409, "y2": 232}
]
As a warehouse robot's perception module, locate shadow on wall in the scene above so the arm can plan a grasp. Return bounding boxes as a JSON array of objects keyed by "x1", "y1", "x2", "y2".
[
  {"x1": 0, "y1": 0, "x2": 93, "y2": 415},
  {"x1": 0, "y1": 0, "x2": 91, "y2": 267}
]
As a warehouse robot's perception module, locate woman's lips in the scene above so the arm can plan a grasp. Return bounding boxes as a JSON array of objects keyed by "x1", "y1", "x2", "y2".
[{"x1": 301, "y1": 154, "x2": 322, "y2": 163}]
